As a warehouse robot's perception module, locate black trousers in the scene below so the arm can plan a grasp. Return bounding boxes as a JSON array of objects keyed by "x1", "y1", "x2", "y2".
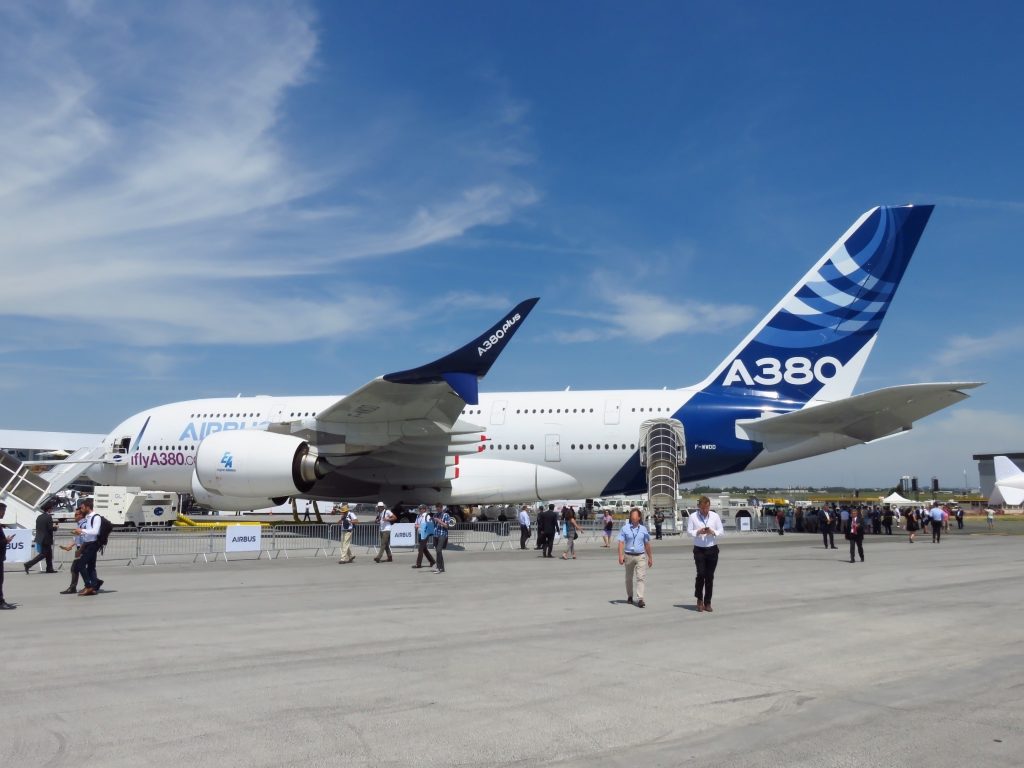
[
  {"x1": 822, "y1": 528, "x2": 835, "y2": 548},
  {"x1": 883, "y1": 522, "x2": 893, "y2": 535},
  {"x1": 849, "y1": 536, "x2": 864, "y2": 561},
  {"x1": 25, "y1": 543, "x2": 54, "y2": 572},
  {"x1": 0, "y1": 561, "x2": 5, "y2": 602},
  {"x1": 434, "y1": 535, "x2": 446, "y2": 572},
  {"x1": 520, "y1": 524, "x2": 530, "y2": 549},
  {"x1": 693, "y1": 545, "x2": 719, "y2": 604},
  {"x1": 543, "y1": 532, "x2": 554, "y2": 557},
  {"x1": 655, "y1": 524, "x2": 663, "y2": 540},
  {"x1": 931, "y1": 520, "x2": 942, "y2": 542}
]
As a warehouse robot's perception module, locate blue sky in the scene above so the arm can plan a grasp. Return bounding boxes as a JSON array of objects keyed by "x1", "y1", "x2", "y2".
[{"x1": 2, "y1": 1, "x2": 1022, "y2": 489}]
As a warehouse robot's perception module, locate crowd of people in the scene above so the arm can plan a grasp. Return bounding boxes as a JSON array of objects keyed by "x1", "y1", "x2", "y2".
[
  {"x1": 2, "y1": 497, "x2": 106, "y2": 610},
  {"x1": 3, "y1": 493, "x2": 975, "y2": 612}
]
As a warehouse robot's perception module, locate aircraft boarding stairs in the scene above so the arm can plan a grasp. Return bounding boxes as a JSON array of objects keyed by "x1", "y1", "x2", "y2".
[
  {"x1": 0, "y1": 445, "x2": 105, "y2": 528},
  {"x1": 639, "y1": 418, "x2": 686, "y2": 517}
]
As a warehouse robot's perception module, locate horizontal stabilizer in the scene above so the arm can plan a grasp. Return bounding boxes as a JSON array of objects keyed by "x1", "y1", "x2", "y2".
[{"x1": 737, "y1": 382, "x2": 982, "y2": 445}]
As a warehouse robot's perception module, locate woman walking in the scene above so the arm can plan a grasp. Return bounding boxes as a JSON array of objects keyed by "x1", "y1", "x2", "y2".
[
  {"x1": 561, "y1": 506, "x2": 581, "y2": 559},
  {"x1": 906, "y1": 507, "x2": 919, "y2": 543},
  {"x1": 601, "y1": 509, "x2": 614, "y2": 548}
]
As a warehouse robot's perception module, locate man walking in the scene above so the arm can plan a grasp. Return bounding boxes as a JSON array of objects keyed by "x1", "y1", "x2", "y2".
[
  {"x1": 24, "y1": 499, "x2": 58, "y2": 574},
  {"x1": 1, "y1": 502, "x2": 17, "y2": 609},
  {"x1": 74, "y1": 498, "x2": 103, "y2": 596},
  {"x1": 412, "y1": 505, "x2": 436, "y2": 569},
  {"x1": 820, "y1": 506, "x2": 837, "y2": 549},
  {"x1": 373, "y1": 502, "x2": 397, "y2": 562},
  {"x1": 929, "y1": 502, "x2": 944, "y2": 543},
  {"x1": 617, "y1": 508, "x2": 653, "y2": 607},
  {"x1": 432, "y1": 506, "x2": 453, "y2": 573},
  {"x1": 538, "y1": 504, "x2": 558, "y2": 558},
  {"x1": 337, "y1": 505, "x2": 358, "y2": 563},
  {"x1": 518, "y1": 504, "x2": 531, "y2": 550},
  {"x1": 59, "y1": 508, "x2": 87, "y2": 592},
  {"x1": 688, "y1": 496, "x2": 724, "y2": 613}
]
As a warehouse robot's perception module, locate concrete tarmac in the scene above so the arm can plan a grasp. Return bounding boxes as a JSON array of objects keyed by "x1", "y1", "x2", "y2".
[{"x1": 2, "y1": 530, "x2": 1021, "y2": 767}]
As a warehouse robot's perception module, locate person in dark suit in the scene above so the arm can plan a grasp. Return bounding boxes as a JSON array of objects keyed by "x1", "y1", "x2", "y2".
[
  {"x1": 845, "y1": 508, "x2": 866, "y2": 563},
  {"x1": 538, "y1": 504, "x2": 558, "y2": 558},
  {"x1": 24, "y1": 500, "x2": 58, "y2": 573},
  {"x1": 820, "y1": 506, "x2": 837, "y2": 549}
]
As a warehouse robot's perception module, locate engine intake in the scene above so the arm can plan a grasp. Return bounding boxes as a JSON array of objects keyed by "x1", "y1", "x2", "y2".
[{"x1": 195, "y1": 430, "x2": 328, "y2": 499}]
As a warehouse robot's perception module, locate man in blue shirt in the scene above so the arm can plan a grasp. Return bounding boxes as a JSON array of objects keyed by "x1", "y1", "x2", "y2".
[
  {"x1": 617, "y1": 508, "x2": 653, "y2": 608},
  {"x1": 929, "y1": 502, "x2": 944, "y2": 543}
]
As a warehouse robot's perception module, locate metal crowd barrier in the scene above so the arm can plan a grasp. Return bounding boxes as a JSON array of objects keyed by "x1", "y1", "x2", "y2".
[{"x1": 24, "y1": 514, "x2": 782, "y2": 572}]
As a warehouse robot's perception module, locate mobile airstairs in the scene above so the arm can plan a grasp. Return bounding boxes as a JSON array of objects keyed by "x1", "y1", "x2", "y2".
[
  {"x1": 0, "y1": 446, "x2": 104, "y2": 528},
  {"x1": 639, "y1": 418, "x2": 687, "y2": 517}
]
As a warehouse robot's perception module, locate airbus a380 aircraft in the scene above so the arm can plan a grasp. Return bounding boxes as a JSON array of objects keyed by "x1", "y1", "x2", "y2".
[{"x1": 16, "y1": 205, "x2": 980, "y2": 513}]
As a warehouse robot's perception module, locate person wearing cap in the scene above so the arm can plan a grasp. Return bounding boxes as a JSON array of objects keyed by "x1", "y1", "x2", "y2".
[
  {"x1": 1, "y1": 502, "x2": 17, "y2": 609},
  {"x1": 337, "y1": 504, "x2": 358, "y2": 564},
  {"x1": 687, "y1": 495, "x2": 724, "y2": 613},
  {"x1": 373, "y1": 502, "x2": 397, "y2": 563},
  {"x1": 617, "y1": 507, "x2": 653, "y2": 607},
  {"x1": 24, "y1": 499, "x2": 59, "y2": 574},
  {"x1": 412, "y1": 505, "x2": 436, "y2": 569}
]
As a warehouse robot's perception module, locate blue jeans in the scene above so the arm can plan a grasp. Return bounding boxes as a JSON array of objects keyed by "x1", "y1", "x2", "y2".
[{"x1": 79, "y1": 541, "x2": 100, "y2": 588}]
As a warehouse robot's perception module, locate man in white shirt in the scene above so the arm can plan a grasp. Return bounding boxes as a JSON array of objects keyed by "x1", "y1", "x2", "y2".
[
  {"x1": 517, "y1": 505, "x2": 531, "y2": 550},
  {"x1": 337, "y1": 505, "x2": 358, "y2": 564},
  {"x1": 74, "y1": 498, "x2": 103, "y2": 596},
  {"x1": 373, "y1": 502, "x2": 397, "y2": 563},
  {"x1": 687, "y1": 496, "x2": 725, "y2": 613}
]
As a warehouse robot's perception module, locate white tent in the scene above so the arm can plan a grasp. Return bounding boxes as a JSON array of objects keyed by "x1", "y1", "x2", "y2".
[{"x1": 881, "y1": 492, "x2": 924, "y2": 506}]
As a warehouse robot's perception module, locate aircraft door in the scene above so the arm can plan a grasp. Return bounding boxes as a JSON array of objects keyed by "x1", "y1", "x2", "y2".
[
  {"x1": 490, "y1": 400, "x2": 508, "y2": 425},
  {"x1": 545, "y1": 434, "x2": 560, "y2": 462},
  {"x1": 604, "y1": 399, "x2": 621, "y2": 425}
]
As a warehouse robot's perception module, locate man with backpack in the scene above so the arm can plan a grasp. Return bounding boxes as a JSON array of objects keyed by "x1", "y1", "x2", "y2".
[{"x1": 74, "y1": 498, "x2": 106, "y2": 596}]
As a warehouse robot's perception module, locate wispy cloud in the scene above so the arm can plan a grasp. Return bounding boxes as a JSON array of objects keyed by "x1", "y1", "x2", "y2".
[
  {"x1": 554, "y1": 271, "x2": 756, "y2": 343},
  {"x1": 0, "y1": 2, "x2": 538, "y2": 355},
  {"x1": 932, "y1": 326, "x2": 1024, "y2": 368},
  {"x1": 928, "y1": 195, "x2": 1024, "y2": 214}
]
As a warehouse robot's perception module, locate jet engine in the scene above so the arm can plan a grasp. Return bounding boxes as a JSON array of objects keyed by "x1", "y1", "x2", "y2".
[
  {"x1": 189, "y1": 473, "x2": 286, "y2": 512},
  {"x1": 195, "y1": 430, "x2": 328, "y2": 499}
]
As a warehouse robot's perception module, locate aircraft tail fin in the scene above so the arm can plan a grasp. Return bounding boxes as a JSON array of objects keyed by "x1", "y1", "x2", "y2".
[
  {"x1": 698, "y1": 205, "x2": 933, "y2": 404},
  {"x1": 993, "y1": 455, "x2": 1024, "y2": 483}
]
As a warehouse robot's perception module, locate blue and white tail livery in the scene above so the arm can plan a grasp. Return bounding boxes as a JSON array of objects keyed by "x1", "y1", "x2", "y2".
[
  {"x1": 5, "y1": 205, "x2": 981, "y2": 517},
  {"x1": 701, "y1": 204, "x2": 933, "y2": 404}
]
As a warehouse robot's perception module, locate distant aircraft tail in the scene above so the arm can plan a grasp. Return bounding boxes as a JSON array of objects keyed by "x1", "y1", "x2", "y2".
[
  {"x1": 698, "y1": 205, "x2": 933, "y2": 404},
  {"x1": 993, "y1": 455, "x2": 1024, "y2": 484}
]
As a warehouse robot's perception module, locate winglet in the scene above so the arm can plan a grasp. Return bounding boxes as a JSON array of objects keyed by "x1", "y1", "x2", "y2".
[{"x1": 383, "y1": 298, "x2": 539, "y2": 404}]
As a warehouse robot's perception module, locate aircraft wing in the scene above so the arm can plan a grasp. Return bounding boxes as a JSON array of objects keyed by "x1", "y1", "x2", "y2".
[
  {"x1": 737, "y1": 382, "x2": 982, "y2": 445},
  {"x1": 269, "y1": 300, "x2": 538, "y2": 479},
  {"x1": 0, "y1": 429, "x2": 104, "y2": 452}
]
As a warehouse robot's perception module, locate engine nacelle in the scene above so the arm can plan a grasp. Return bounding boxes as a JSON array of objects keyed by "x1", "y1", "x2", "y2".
[
  {"x1": 195, "y1": 430, "x2": 327, "y2": 499},
  {"x1": 189, "y1": 472, "x2": 285, "y2": 512}
]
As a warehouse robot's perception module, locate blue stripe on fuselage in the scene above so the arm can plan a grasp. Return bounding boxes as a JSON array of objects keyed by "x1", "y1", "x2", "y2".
[{"x1": 599, "y1": 389, "x2": 793, "y2": 495}]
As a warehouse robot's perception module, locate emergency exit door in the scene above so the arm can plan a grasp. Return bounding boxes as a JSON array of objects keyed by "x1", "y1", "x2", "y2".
[{"x1": 545, "y1": 434, "x2": 560, "y2": 462}]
